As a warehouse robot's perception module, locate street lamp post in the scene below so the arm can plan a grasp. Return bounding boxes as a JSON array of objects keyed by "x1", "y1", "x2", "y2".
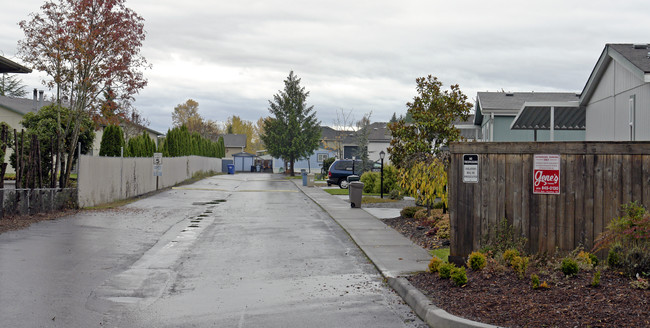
[{"x1": 379, "y1": 150, "x2": 385, "y2": 199}]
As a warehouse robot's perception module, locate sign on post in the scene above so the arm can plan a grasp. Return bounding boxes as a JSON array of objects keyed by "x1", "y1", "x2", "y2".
[
  {"x1": 463, "y1": 154, "x2": 479, "y2": 183},
  {"x1": 153, "y1": 153, "x2": 163, "y2": 177},
  {"x1": 533, "y1": 154, "x2": 560, "y2": 194}
]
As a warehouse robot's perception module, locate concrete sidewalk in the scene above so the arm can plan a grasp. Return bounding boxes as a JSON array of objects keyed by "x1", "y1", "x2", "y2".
[{"x1": 294, "y1": 181, "x2": 498, "y2": 328}]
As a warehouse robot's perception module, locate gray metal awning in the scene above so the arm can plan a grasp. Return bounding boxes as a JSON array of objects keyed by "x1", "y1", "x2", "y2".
[
  {"x1": 511, "y1": 101, "x2": 585, "y2": 130},
  {"x1": 0, "y1": 56, "x2": 32, "y2": 74}
]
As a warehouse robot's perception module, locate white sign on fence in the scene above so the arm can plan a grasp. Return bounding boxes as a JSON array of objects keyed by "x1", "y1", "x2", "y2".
[
  {"x1": 153, "y1": 153, "x2": 163, "y2": 177},
  {"x1": 463, "y1": 154, "x2": 479, "y2": 183}
]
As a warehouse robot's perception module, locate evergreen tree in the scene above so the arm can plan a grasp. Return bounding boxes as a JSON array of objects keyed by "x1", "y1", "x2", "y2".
[
  {"x1": 99, "y1": 124, "x2": 125, "y2": 157},
  {"x1": 0, "y1": 73, "x2": 27, "y2": 97},
  {"x1": 261, "y1": 71, "x2": 321, "y2": 176}
]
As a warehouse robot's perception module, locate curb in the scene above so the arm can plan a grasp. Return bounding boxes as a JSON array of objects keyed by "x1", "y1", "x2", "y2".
[
  {"x1": 387, "y1": 277, "x2": 499, "y2": 328},
  {"x1": 293, "y1": 181, "x2": 499, "y2": 328}
]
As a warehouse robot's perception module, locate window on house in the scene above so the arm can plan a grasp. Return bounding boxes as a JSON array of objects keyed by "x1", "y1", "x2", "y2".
[
  {"x1": 629, "y1": 95, "x2": 636, "y2": 141},
  {"x1": 317, "y1": 153, "x2": 328, "y2": 162}
]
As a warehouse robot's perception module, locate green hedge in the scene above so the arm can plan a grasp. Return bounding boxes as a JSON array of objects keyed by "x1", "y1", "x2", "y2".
[{"x1": 359, "y1": 165, "x2": 399, "y2": 193}]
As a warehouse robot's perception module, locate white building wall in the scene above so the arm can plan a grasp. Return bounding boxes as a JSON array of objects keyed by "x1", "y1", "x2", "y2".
[
  {"x1": 586, "y1": 60, "x2": 650, "y2": 141},
  {"x1": 368, "y1": 141, "x2": 390, "y2": 164}
]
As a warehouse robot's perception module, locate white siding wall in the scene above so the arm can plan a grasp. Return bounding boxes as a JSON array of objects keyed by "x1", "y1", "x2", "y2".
[{"x1": 586, "y1": 60, "x2": 650, "y2": 141}]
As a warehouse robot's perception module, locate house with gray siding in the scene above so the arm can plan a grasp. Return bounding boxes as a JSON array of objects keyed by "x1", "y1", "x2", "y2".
[
  {"x1": 581, "y1": 44, "x2": 650, "y2": 141},
  {"x1": 474, "y1": 92, "x2": 585, "y2": 142}
]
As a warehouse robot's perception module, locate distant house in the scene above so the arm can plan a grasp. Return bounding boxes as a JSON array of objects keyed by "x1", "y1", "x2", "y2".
[
  {"x1": 0, "y1": 91, "x2": 52, "y2": 173},
  {"x1": 455, "y1": 115, "x2": 482, "y2": 141},
  {"x1": 580, "y1": 44, "x2": 650, "y2": 141},
  {"x1": 273, "y1": 123, "x2": 392, "y2": 174},
  {"x1": 220, "y1": 134, "x2": 247, "y2": 158},
  {"x1": 0, "y1": 55, "x2": 31, "y2": 74},
  {"x1": 475, "y1": 92, "x2": 585, "y2": 142}
]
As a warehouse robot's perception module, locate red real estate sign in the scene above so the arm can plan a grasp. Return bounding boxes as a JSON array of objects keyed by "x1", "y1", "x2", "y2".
[{"x1": 533, "y1": 154, "x2": 560, "y2": 194}]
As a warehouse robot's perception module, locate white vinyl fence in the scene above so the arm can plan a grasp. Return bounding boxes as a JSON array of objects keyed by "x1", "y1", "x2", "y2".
[{"x1": 77, "y1": 155, "x2": 221, "y2": 208}]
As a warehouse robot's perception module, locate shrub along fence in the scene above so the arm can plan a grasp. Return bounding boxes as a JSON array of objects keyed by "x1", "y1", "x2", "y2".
[{"x1": 448, "y1": 142, "x2": 650, "y2": 264}]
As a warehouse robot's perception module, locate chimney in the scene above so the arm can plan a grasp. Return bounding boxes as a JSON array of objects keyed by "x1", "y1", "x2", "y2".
[
  {"x1": 38, "y1": 90, "x2": 44, "y2": 110},
  {"x1": 32, "y1": 89, "x2": 37, "y2": 111}
]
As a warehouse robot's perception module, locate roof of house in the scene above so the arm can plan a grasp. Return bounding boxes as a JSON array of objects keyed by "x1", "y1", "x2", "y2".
[
  {"x1": 0, "y1": 56, "x2": 31, "y2": 74},
  {"x1": 367, "y1": 122, "x2": 391, "y2": 142},
  {"x1": 475, "y1": 92, "x2": 580, "y2": 125},
  {"x1": 220, "y1": 134, "x2": 246, "y2": 148},
  {"x1": 580, "y1": 43, "x2": 650, "y2": 105},
  {"x1": 321, "y1": 123, "x2": 391, "y2": 144},
  {"x1": 0, "y1": 94, "x2": 52, "y2": 116}
]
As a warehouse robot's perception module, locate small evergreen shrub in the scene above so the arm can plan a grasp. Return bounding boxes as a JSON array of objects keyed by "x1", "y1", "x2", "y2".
[
  {"x1": 388, "y1": 189, "x2": 403, "y2": 200},
  {"x1": 561, "y1": 257, "x2": 579, "y2": 276},
  {"x1": 400, "y1": 206, "x2": 421, "y2": 218},
  {"x1": 607, "y1": 244, "x2": 624, "y2": 268},
  {"x1": 502, "y1": 249, "x2": 520, "y2": 265},
  {"x1": 589, "y1": 253, "x2": 599, "y2": 267},
  {"x1": 438, "y1": 263, "x2": 455, "y2": 279},
  {"x1": 591, "y1": 270, "x2": 601, "y2": 287},
  {"x1": 450, "y1": 267, "x2": 468, "y2": 286},
  {"x1": 435, "y1": 218, "x2": 450, "y2": 239},
  {"x1": 531, "y1": 274, "x2": 540, "y2": 289},
  {"x1": 511, "y1": 256, "x2": 529, "y2": 279},
  {"x1": 428, "y1": 256, "x2": 443, "y2": 273},
  {"x1": 414, "y1": 208, "x2": 429, "y2": 220},
  {"x1": 467, "y1": 252, "x2": 487, "y2": 271}
]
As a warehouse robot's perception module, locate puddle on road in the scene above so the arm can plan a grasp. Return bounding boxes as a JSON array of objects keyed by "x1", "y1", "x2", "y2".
[{"x1": 192, "y1": 199, "x2": 227, "y2": 206}]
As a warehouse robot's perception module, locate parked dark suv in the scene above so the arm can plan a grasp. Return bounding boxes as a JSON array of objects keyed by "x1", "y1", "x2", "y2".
[{"x1": 327, "y1": 159, "x2": 363, "y2": 188}]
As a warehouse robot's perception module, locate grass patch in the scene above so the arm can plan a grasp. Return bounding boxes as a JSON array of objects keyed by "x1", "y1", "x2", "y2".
[
  {"x1": 361, "y1": 197, "x2": 397, "y2": 204},
  {"x1": 429, "y1": 247, "x2": 450, "y2": 262},
  {"x1": 325, "y1": 188, "x2": 349, "y2": 195}
]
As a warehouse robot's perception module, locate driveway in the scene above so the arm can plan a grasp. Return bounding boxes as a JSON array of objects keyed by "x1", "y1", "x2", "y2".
[{"x1": 0, "y1": 173, "x2": 425, "y2": 327}]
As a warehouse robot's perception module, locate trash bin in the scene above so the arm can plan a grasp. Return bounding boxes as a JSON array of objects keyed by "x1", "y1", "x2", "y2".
[
  {"x1": 302, "y1": 170, "x2": 308, "y2": 186},
  {"x1": 349, "y1": 181, "x2": 364, "y2": 208},
  {"x1": 227, "y1": 164, "x2": 235, "y2": 175},
  {"x1": 307, "y1": 173, "x2": 315, "y2": 187},
  {"x1": 346, "y1": 175, "x2": 360, "y2": 183}
]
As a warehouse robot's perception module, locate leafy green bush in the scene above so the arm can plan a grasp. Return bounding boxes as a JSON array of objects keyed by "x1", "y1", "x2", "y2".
[
  {"x1": 322, "y1": 157, "x2": 336, "y2": 174},
  {"x1": 360, "y1": 171, "x2": 379, "y2": 193},
  {"x1": 400, "y1": 206, "x2": 422, "y2": 218},
  {"x1": 428, "y1": 256, "x2": 443, "y2": 273},
  {"x1": 467, "y1": 252, "x2": 487, "y2": 271},
  {"x1": 450, "y1": 267, "x2": 468, "y2": 286},
  {"x1": 561, "y1": 257, "x2": 579, "y2": 277},
  {"x1": 595, "y1": 201, "x2": 650, "y2": 277},
  {"x1": 438, "y1": 263, "x2": 455, "y2": 279}
]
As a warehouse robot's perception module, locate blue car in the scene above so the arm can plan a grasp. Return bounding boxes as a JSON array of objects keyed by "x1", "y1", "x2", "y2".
[{"x1": 327, "y1": 159, "x2": 363, "y2": 188}]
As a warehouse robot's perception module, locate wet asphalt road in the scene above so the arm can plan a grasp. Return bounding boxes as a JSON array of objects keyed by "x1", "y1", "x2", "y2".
[{"x1": 0, "y1": 173, "x2": 426, "y2": 327}]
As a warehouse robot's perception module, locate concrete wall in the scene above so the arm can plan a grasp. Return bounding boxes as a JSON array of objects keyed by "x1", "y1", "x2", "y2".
[{"x1": 78, "y1": 155, "x2": 221, "y2": 208}]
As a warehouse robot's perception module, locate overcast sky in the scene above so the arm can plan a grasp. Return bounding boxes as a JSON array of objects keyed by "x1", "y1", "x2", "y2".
[{"x1": 1, "y1": 0, "x2": 650, "y2": 133}]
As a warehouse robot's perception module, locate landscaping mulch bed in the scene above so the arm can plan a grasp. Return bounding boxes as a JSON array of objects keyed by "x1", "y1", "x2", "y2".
[{"x1": 383, "y1": 213, "x2": 650, "y2": 328}]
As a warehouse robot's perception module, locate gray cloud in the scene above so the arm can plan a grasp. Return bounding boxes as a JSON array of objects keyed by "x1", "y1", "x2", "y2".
[{"x1": 2, "y1": 0, "x2": 650, "y2": 133}]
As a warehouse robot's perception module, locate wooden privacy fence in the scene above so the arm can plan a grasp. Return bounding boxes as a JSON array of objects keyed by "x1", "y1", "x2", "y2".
[{"x1": 448, "y1": 142, "x2": 650, "y2": 264}]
